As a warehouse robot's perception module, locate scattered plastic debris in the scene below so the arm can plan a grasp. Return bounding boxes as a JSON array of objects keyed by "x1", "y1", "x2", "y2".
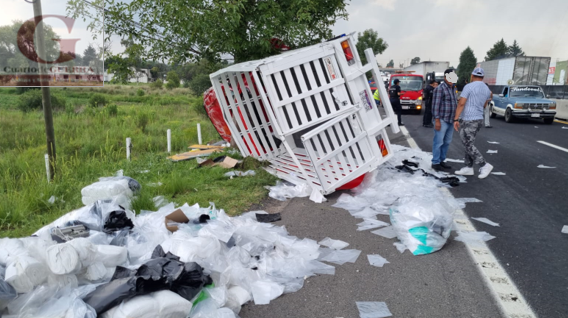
[
  {"x1": 445, "y1": 158, "x2": 465, "y2": 163},
  {"x1": 138, "y1": 170, "x2": 150, "y2": 173},
  {"x1": 393, "y1": 242, "x2": 407, "y2": 253},
  {"x1": 47, "y1": 196, "x2": 56, "y2": 204},
  {"x1": 487, "y1": 141, "x2": 500, "y2": 144},
  {"x1": 318, "y1": 238, "x2": 349, "y2": 250},
  {"x1": 367, "y1": 254, "x2": 389, "y2": 268},
  {"x1": 153, "y1": 196, "x2": 167, "y2": 208},
  {"x1": 371, "y1": 226, "x2": 397, "y2": 239},
  {"x1": 147, "y1": 182, "x2": 163, "y2": 187},
  {"x1": 562, "y1": 226, "x2": 568, "y2": 234},
  {"x1": 357, "y1": 218, "x2": 389, "y2": 231},
  {"x1": 356, "y1": 301, "x2": 392, "y2": 318},
  {"x1": 81, "y1": 176, "x2": 141, "y2": 209},
  {"x1": 487, "y1": 150, "x2": 498, "y2": 154},
  {"x1": 255, "y1": 213, "x2": 281, "y2": 223},
  {"x1": 455, "y1": 198, "x2": 483, "y2": 209},
  {"x1": 491, "y1": 172, "x2": 506, "y2": 176},
  {"x1": 390, "y1": 198, "x2": 454, "y2": 255},
  {"x1": 266, "y1": 180, "x2": 312, "y2": 201},
  {"x1": 454, "y1": 231, "x2": 496, "y2": 243},
  {"x1": 225, "y1": 170, "x2": 256, "y2": 177},
  {"x1": 537, "y1": 165, "x2": 556, "y2": 169},
  {"x1": 318, "y1": 249, "x2": 361, "y2": 265},
  {"x1": 471, "y1": 217, "x2": 500, "y2": 227}
]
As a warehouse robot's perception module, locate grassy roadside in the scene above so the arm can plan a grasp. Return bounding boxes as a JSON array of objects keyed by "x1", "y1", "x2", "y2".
[{"x1": 0, "y1": 85, "x2": 277, "y2": 238}]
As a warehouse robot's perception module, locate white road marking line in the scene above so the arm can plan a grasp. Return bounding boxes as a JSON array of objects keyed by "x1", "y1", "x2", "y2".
[
  {"x1": 537, "y1": 140, "x2": 568, "y2": 153},
  {"x1": 399, "y1": 126, "x2": 538, "y2": 318}
]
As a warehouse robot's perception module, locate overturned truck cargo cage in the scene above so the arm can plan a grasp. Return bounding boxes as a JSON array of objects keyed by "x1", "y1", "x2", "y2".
[{"x1": 207, "y1": 34, "x2": 400, "y2": 196}]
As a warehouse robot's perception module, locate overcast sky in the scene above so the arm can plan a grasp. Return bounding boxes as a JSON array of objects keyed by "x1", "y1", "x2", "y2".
[
  {"x1": 3, "y1": 0, "x2": 567, "y2": 68},
  {"x1": 333, "y1": 0, "x2": 568, "y2": 67}
]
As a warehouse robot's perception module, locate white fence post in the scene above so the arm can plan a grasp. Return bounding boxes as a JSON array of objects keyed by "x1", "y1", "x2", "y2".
[
  {"x1": 197, "y1": 123, "x2": 202, "y2": 145},
  {"x1": 167, "y1": 129, "x2": 171, "y2": 153},
  {"x1": 126, "y1": 137, "x2": 131, "y2": 160},
  {"x1": 44, "y1": 154, "x2": 50, "y2": 183}
]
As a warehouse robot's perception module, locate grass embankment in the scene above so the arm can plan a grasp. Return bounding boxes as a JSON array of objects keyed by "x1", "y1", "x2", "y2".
[{"x1": 0, "y1": 85, "x2": 277, "y2": 237}]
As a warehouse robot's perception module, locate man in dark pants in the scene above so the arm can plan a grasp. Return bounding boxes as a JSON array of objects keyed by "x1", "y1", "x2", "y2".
[
  {"x1": 389, "y1": 78, "x2": 403, "y2": 126},
  {"x1": 422, "y1": 80, "x2": 438, "y2": 128}
]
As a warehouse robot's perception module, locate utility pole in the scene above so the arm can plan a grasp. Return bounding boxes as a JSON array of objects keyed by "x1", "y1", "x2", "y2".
[{"x1": 32, "y1": 0, "x2": 56, "y2": 181}]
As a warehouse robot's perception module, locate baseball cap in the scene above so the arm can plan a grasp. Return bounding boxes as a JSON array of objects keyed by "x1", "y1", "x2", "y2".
[
  {"x1": 472, "y1": 67, "x2": 485, "y2": 77},
  {"x1": 394, "y1": 79, "x2": 400, "y2": 83},
  {"x1": 444, "y1": 68, "x2": 454, "y2": 75}
]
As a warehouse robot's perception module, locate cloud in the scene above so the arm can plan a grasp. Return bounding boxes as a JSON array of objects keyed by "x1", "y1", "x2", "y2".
[{"x1": 371, "y1": 0, "x2": 398, "y2": 10}]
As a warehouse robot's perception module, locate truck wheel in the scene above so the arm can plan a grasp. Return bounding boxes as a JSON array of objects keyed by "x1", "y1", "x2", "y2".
[
  {"x1": 490, "y1": 105, "x2": 496, "y2": 118},
  {"x1": 543, "y1": 118, "x2": 554, "y2": 125},
  {"x1": 505, "y1": 108, "x2": 515, "y2": 123}
]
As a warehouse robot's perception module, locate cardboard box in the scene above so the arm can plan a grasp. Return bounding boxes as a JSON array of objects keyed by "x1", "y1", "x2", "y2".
[
  {"x1": 198, "y1": 156, "x2": 238, "y2": 169},
  {"x1": 164, "y1": 208, "x2": 189, "y2": 232}
]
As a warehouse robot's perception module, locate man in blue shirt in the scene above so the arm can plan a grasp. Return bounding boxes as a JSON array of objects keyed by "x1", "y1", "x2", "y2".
[
  {"x1": 431, "y1": 69, "x2": 458, "y2": 171},
  {"x1": 453, "y1": 67, "x2": 494, "y2": 179}
]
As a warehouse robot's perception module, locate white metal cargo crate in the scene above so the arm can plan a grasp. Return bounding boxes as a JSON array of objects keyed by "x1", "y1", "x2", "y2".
[{"x1": 209, "y1": 34, "x2": 400, "y2": 196}]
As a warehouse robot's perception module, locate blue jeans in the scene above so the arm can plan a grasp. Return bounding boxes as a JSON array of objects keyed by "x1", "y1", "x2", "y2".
[{"x1": 432, "y1": 120, "x2": 453, "y2": 164}]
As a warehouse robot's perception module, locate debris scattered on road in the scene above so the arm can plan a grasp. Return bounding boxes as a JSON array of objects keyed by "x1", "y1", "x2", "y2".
[
  {"x1": 471, "y1": 217, "x2": 500, "y2": 227},
  {"x1": 318, "y1": 248, "x2": 361, "y2": 265},
  {"x1": 356, "y1": 301, "x2": 392, "y2": 318},
  {"x1": 266, "y1": 180, "x2": 312, "y2": 201},
  {"x1": 454, "y1": 231, "x2": 496, "y2": 243},
  {"x1": 491, "y1": 172, "x2": 506, "y2": 176},
  {"x1": 318, "y1": 237, "x2": 349, "y2": 250},
  {"x1": 357, "y1": 218, "x2": 389, "y2": 231},
  {"x1": 445, "y1": 158, "x2": 465, "y2": 163},
  {"x1": 487, "y1": 141, "x2": 500, "y2": 144},
  {"x1": 455, "y1": 198, "x2": 483, "y2": 208},
  {"x1": 537, "y1": 164, "x2": 556, "y2": 169},
  {"x1": 371, "y1": 226, "x2": 397, "y2": 239},
  {"x1": 534, "y1": 126, "x2": 539, "y2": 128},
  {"x1": 487, "y1": 150, "x2": 498, "y2": 154},
  {"x1": 255, "y1": 212, "x2": 281, "y2": 223},
  {"x1": 367, "y1": 254, "x2": 389, "y2": 268},
  {"x1": 225, "y1": 170, "x2": 256, "y2": 177},
  {"x1": 561, "y1": 225, "x2": 568, "y2": 234},
  {"x1": 393, "y1": 242, "x2": 407, "y2": 253}
]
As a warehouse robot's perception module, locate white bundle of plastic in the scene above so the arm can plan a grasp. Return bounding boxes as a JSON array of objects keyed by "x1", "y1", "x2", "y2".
[
  {"x1": 81, "y1": 178, "x2": 133, "y2": 208},
  {"x1": 390, "y1": 197, "x2": 455, "y2": 255},
  {"x1": 80, "y1": 262, "x2": 108, "y2": 282},
  {"x1": 4, "y1": 255, "x2": 49, "y2": 293},
  {"x1": 101, "y1": 290, "x2": 192, "y2": 318},
  {"x1": 46, "y1": 243, "x2": 82, "y2": 275},
  {"x1": 95, "y1": 245, "x2": 127, "y2": 267},
  {"x1": 0, "y1": 239, "x2": 26, "y2": 264},
  {"x1": 47, "y1": 274, "x2": 79, "y2": 289}
]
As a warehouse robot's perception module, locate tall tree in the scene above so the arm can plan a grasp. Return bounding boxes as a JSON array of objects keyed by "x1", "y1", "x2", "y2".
[
  {"x1": 83, "y1": 44, "x2": 97, "y2": 67},
  {"x1": 508, "y1": 40, "x2": 525, "y2": 57},
  {"x1": 410, "y1": 57, "x2": 420, "y2": 65},
  {"x1": 95, "y1": 0, "x2": 350, "y2": 64},
  {"x1": 355, "y1": 29, "x2": 388, "y2": 65},
  {"x1": 485, "y1": 38, "x2": 508, "y2": 61},
  {"x1": 457, "y1": 46, "x2": 477, "y2": 87},
  {"x1": 386, "y1": 59, "x2": 394, "y2": 68}
]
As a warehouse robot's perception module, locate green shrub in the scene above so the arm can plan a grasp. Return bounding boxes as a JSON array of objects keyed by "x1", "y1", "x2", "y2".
[
  {"x1": 151, "y1": 79, "x2": 163, "y2": 89},
  {"x1": 189, "y1": 74, "x2": 213, "y2": 95},
  {"x1": 106, "y1": 104, "x2": 118, "y2": 117},
  {"x1": 136, "y1": 112, "x2": 149, "y2": 133},
  {"x1": 88, "y1": 93, "x2": 109, "y2": 107},
  {"x1": 189, "y1": 96, "x2": 207, "y2": 117},
  {"x1": 136, "y1": 88, "x2": 145, "y2": 96},
  {"x1": 165, "y1": 71, "x2": 180, "y2": 90},
  {"x1": 16, "y1": 89, "x2": 65, "y2": 112}
]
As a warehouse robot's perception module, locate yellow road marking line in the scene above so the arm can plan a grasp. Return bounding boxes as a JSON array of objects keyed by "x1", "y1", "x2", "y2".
[{"x1": 554, "y1": 119, "x2": 568, "y2": 125}]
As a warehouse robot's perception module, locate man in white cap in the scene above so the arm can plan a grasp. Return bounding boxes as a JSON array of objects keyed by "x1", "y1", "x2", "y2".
[{"x1": 453, "y1": 67, "x2": 494, "y2": 179}]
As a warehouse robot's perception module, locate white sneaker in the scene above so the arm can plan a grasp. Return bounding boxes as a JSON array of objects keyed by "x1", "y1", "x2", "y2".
[
  {"x1": 454, "y1": 166, "x2": 474, "y2": 176},
  {"x1": 478, "y1": 163, "x2": 494, "y2": 179}
]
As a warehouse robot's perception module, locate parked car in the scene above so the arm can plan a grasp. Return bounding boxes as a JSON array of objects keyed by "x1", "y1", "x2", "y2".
[{"x1": 490, "y1": 85, "x2": 557, "y2": 124}]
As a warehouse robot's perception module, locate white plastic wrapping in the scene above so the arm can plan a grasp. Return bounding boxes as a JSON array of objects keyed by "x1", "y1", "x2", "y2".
[
  {"x1": 356, "y1": 301, "x2": 393, "y2": 318},
  {"x1": 266, "y1": 180, "x2": 312, "y2": 201},
  {"x1": 101, "y1": 290, "x2": 192, "y2": 318},
  {"x1": 367, "y1": 254, "x2": 389, "y2": 268},
  {"x1": 95, "y1": 245, "x2": 127, "y2": 267},
  {"x1": 81, "y1": 178, "x2": 133, "y2": 208},
  {"x1": 46, "y1": 243, "x2": 82, "y2": 275},
  {"x1": 390, "y1": 197, "x2": 454, "y2": 255},
  {"x1": 318, "y1": 237, "x2": 349, "y2": 250},
  {"x1": 4, "y1": 255, "x2": 49, "y2": 293},
  {"x1": 251, "y1": 280, "x2": 285, "y2": 305},
  {"x1": 318, "y1": 248, "x2": 361, "y2": 265}
]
